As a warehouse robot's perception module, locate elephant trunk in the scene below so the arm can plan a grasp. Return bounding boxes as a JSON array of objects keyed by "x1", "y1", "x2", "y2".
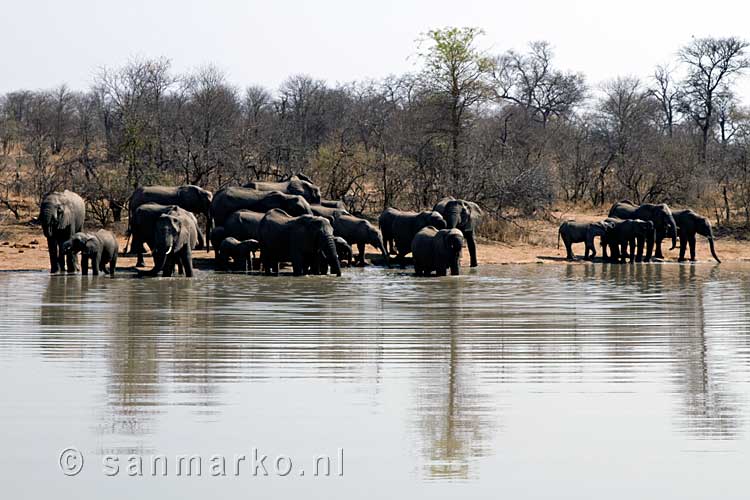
[
  {"x1": 708, "y1": 237, "x2": 721, "y2": 263},
  {"x1": 670, "y1": 227, "x2": 677, "y2": 251},
  {"x1": 323, "y1": 233, "x2": 341, "y2": 277},
  {"x1": 40, "y1": 206, "x2": 55, "y2": 238},
  {"x1": 449, "y1": 256, "x2": 460, "y2": 276}
]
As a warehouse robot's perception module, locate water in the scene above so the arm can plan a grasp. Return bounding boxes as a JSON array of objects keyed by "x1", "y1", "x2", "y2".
[{"x1": 1, "y1": 263, "x2": 750, "y2": 498}]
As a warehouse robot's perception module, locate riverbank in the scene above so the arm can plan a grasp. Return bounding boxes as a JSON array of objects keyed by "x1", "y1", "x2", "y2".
[{"x1": 0, "y1": 209, "x2": 746, "y2": 271}]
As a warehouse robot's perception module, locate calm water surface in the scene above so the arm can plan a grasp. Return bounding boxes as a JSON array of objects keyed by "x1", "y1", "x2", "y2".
[{"x1": 1, "y1": 263, "x2": 750, "y2": 498}]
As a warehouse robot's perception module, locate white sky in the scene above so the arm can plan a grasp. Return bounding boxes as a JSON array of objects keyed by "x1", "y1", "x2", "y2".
[{"x1": 2, "y1": 0, "x2": 750, "y2": 99}]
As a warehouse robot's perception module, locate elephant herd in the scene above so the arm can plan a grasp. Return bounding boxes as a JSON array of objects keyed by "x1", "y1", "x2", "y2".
[
  {"x1": 38, "y1": 176, "x2": 484, "y2": 278},
  {"x1": 558, "y1": 200, "x2": 721, "y2": 264}
]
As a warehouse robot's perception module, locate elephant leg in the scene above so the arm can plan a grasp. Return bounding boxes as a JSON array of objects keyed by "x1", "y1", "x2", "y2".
[
  {"x1": 162, "y1": 255, "x2": 175, "y2": 277},
  {"x1": 292, "y1": 256, "x2": 305, "y2": 276},
  {"x1": 564, "y1": 238, "x2": 575, "y2": 260},
  {"x1": 182, "y1": 248, "x2": 194, "y2": 277},
  {"x1": 56, "y1": 241, "x2": 67, "y2": 272},
  {"x1": 654, "y1": 237, "x2": 664, "y2": 259},
  {"x1": 466, "y1": 232, "x2": 478, "y2": 267},
  {"x1": 689, "y1": 236, "x2": 697, "y2": 261},
  {"x1": 109, "y1": 254, "x2": 117, "y2": 276},
  {"x1": 47, "y1": 237, "x2": 59, "y2": 273},
  {"x1": 678, "y1": 237, "x2": 687, "y2": 262},
  {"x1": 136, "y1": 251, "x2": 146, "y2": 267},
  {"x1": 81, "y1": 254, "x2": 89, "y2": 275},
  {"x1": 635, "y1": 238, "x2": 644, "y2": 262},
  {"x1": 357, "y1": 243, "x2": 366, "y2": 266},
  {"x1": 91, "y1": 252, "x2": 101, "y2": 276}
]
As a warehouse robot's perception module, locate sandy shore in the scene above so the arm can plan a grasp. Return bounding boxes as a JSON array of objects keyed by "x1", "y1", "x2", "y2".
[{"x1": 0, "y1": 211, "x2": 745, "y2": 271}]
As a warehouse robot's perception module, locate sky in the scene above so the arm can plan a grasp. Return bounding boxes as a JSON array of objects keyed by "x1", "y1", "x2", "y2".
[{"x1": 2, "y1": 0, "x2": 750, "y2": 99}]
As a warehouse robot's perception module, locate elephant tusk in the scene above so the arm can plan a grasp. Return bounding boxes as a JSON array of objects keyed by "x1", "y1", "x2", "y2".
[{"x1": 165, "y1": 244, "x2": 173, "y2": 255}]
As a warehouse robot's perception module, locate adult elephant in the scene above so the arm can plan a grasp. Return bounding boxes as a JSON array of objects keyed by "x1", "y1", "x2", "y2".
[
  {"x1": 39, "y1": 190, "x2": 86, "y2": 273},
  {"x1": 412, "y1": 227, "x2": 465, "y2": 276},
  {"x1": 143, "y1": 211, "x2": 199, "y2": 277},
  {"x1": 672, "y1": 209, "x2": 721, "y2": 263},
  {"x1": 433, "y1": 197, "x2": 483, "y2": 267},
  {"x1": 332, "y1": 213, "x2": 388, "y2": 266},
  {"x1": 211, "y1": 187, "x2": 312, "y2": 228},
  {"x1": 378, "y1": 208, "x2": 400, "y2": 255},
  {"x1": 129, "y1": 185, "x2": 212, "y2": 250},
  {"x1": 602, "y1": 218, "x2": 655, "y2": 263},
  {"x1": 380, "y1": 209, "x2": 446, "y2": 266},
  {"x1": 258, "y1": 209, "x2": 341, "y2": 277},
  {"x1": 608, "y1": 201, "x2": 677, "y2": 260},
  {"x1": 130, "y1": 204, "x2": 203, "y2": 267},
  {"x1": 243, "y1": 175, "x2": 321, "y2": 204},
  {"x1": 62, "y1": 230, "x2": 118, "y2": 276},
  {"x1": 222, "y1": 209, "x2": 264, "y2": 242}
]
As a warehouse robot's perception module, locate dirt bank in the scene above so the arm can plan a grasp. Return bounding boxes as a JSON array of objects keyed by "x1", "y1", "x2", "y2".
[{"x1": 0, "y1": 210, "x2": 745, "y2": 271}]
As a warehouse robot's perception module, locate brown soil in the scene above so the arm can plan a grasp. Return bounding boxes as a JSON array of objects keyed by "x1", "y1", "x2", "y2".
[{"x1": 0, "y1": 208, "x2": 746, "y2": 271}]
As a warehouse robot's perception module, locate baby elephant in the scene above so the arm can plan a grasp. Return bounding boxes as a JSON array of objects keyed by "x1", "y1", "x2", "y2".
[
  {"x1": 558, "y1": 220, "x2": 612, "y2": 260},
  {"x1": 62, "y1": 230, "x2": 119, "y2": 276},
  {"x1": 217, "y1": 237, "x2": 260, "y2": 272},
  {"x1": 411, "y1": 226, "x2": 465, "y2": 276}
]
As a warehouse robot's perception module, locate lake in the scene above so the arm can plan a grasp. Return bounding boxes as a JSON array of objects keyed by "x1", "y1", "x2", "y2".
[{"x1": 1, "y1": 263, "x2": 749, "y2": 498}]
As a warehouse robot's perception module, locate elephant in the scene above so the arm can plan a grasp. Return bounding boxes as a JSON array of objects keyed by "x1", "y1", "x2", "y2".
[
  {"x1": 379, "y1": 208, "x2": 446, "y2": 266},
  {"x1": 558, "y1": 220, "x2": 614, "y2": 260},
  {"x1": 128, "y1": 185, "x2": 212, "y2": 250},
  {"x1": 332, "y1": 213, "x2": 388, "y2": 266},
  {"x1": 143, "y1": 211, "x2": 199, "y2": 277},
  {"x1": 411, "y1": 226, "x2": 465, "y2": 276},
  {"x1": 672, "y1": 209, "x2": 721, "y2": 263},
  {"x1": 309, "y1": 237, "x2": 353, "y2": 275},
  {"x1": 310, "y1": 204, "x2": 349, "y2": 222},
  {"x1": 319, "y1": 199, "x2": 346, "y2": 210},
  {"x1": 220, "y1": 209, "x2": 264, "y2": 245},
  {"x1": 62, "y1": 230, "x2": 118, "y2": 276},
  {"x1": 258, "y1": 209, "x2": 341, "y2": 277},
  {"x1": 608, "y1": 201, "x2": 677, "y2": 260},
  {"x1": 39, "y1": 190, "x2": 86, "y2": 273},
  {"x1": 211, "y1": 187, "x2": 312, "y2": 228},
  {"x1": 243, "y1": 175, "x2": 322, "y2": 204},
  {"x1": 601, "y1": 218, "x2": 655, "y2": 263},
  {"x1": 433, "y1": 197, "x2": 483, "y2": 267},
  {"x1": 216, "y1": 237, "x2": 260, "y2": 272},
  {"x1": 130, "y1": 203, "x2": 203, "y2": 267},
  {"x1": 378, "y1": 208, "x2": 400, "y2": 255}
]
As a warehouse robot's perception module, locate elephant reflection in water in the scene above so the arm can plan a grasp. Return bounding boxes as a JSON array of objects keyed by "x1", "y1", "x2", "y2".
[
  {"x1": 670, "y1": 264, "x2": 740, "y2": 438},
  {"x1": 564, "y1": 263, "x2": 740, "y2": 439},
  {"x1": 411, "y1": 278, "x2": 496, "y2": 479},
  {"x1": 39, "y1": 275, "x2": 237, "y2": 438}
]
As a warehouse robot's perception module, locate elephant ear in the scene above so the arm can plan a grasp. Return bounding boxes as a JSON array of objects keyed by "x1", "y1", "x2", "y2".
[
  {"x1": 85, "y1": 238, "x2": 99, "y2": 255},
  {"x1": 57, "y1": 205, "x2": 70, "y2": 230}
]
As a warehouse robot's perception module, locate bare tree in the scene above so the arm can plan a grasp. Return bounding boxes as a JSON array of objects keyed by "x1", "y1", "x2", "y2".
[
  {"x1": 678, "y1": 37, "x2": 750, "y2": 160},
  {"x1": 649, "y1": 65, "x2": 680, "y2": 137}
]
